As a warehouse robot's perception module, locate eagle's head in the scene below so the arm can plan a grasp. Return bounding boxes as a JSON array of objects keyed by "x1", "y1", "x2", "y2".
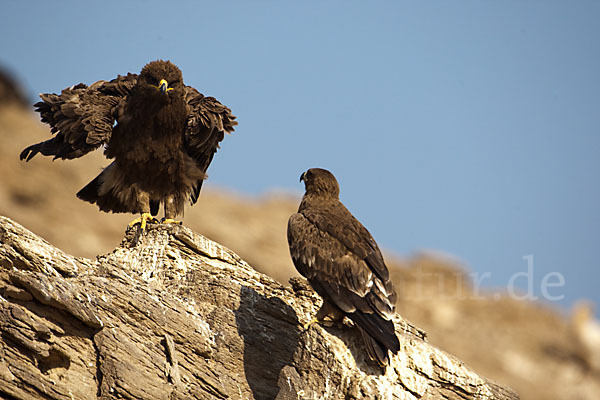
[
  {"x1": 137, "y1": 60, "x2": 185, "y2": 100},
  {"x1": 300, "y1": 168, "x2": 340, "y2": 199}
]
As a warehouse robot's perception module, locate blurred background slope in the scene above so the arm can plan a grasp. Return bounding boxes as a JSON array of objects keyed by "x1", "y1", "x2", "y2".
[{"x1": 1, "y1": 74, "x2": 599, "y2": 399}]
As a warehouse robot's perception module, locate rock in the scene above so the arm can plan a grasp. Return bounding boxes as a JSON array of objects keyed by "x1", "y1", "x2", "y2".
[{"x1": 0, "y1": 216, "x2": 518, "y2": 399}]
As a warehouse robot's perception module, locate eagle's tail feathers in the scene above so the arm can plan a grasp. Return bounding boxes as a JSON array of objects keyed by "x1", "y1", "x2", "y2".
[
  {"x1": 150, "y1": 200, "x2": 160, "y2": 216},
  {"x1": 350, "y1": 310, "x2": 400, "y2": 366},
  {"x1": 77, "y1": 175, "x2": 102, "y2": 204},
  {"x1": 190, "y1": 180, "x2": 203, "y2": 205},
  {"x1": 77, "y1": 168, "x2": 133, "y2": 214},
  {"x1": 359, "y1": 328, "x2": 390, "y2": 367}
]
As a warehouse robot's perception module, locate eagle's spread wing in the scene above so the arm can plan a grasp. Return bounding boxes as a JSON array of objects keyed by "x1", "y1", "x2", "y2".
[
  {"x1": 20, "y1": 73, "x2": 137, "y2": 161},
  {"x1": 184, "y1": 86, "x2": 237, "y2": 204}
]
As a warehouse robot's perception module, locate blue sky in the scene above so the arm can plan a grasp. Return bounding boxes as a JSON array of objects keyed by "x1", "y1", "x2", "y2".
[{"x1": 2, "y1": 1, "x2": 599, "y2": 314}]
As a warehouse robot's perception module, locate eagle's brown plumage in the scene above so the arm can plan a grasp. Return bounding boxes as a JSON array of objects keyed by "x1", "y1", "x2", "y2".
[
  {"x1": 20, "y1": 60, "x2": 236, "y2": 222},
  {"x1": 287, "y1": 168, "x2": 399, "y2": 366}
]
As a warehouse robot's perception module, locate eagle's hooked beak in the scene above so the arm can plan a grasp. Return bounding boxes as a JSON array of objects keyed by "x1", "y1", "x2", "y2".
[
  {"x1": 158, "y1": 79, "x2": 170, "y2": 93},
  {"x1": 299, "y1": 172, "x2": 306, "y2": 183}
]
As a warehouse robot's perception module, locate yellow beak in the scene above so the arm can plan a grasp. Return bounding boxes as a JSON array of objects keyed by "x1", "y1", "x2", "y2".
[{"x1": 158, "y1": 79, "x2": 172, "y2": 93}]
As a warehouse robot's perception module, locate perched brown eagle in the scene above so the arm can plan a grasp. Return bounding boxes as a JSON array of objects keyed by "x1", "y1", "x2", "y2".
[
  {"x1": 287, "y1": 168, "x2": 400, "y2": 366},
  {"x1": 20, "y1": 60, "x2": 236, "y2": 229}
]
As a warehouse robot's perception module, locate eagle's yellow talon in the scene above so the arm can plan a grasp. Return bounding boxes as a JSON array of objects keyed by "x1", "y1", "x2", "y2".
[
  {"x1": 128, "y1": 212, "x2": 157, "y2": 231},
  {"x1": 303, "y1": 317, "x2": 320, "y2": 331}
]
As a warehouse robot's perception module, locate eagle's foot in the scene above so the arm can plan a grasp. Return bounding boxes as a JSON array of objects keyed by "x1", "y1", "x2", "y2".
[
  {"x1": 303, "y1": 317, "x2": 320, "y2": 331},
  {"x1": 302, "y1": 315, "x2": 339, "y2": 331},
  {"x1": 160, "y1": 218, "x2": 182, "y2": 225},
  {"x1": 128, "y1": 213, "x2": 159, "y2": 232}
]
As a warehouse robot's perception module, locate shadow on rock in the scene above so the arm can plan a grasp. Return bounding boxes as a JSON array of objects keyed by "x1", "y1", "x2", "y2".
[
  {"x1": 321, "y1": 322, "x2": 387, "y2": 376},
  {"x1": 235, "y1": 285, "x2": 300, "y2": 400}
]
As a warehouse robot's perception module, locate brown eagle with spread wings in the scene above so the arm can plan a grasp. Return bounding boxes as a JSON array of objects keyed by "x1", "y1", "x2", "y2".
[
  {"x1": 20, "y1": 60, "x2": 236, "y2": 229},
  {"x1": 288, "y1": 168, "x2": 399, "y2": 366}
]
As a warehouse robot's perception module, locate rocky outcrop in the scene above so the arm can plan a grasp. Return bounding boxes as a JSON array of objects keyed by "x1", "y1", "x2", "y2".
[{"x1": 0, "y1": 216, "x2": 518, "y2": 399}]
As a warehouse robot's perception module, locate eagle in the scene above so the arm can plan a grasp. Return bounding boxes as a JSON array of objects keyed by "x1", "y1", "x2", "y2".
[
  {"x1": 287, "y1": 168, "x2": 400, "y2": 366},
  {"x1": 20, "y1": 60, "x2": 236, "y2": 230}
]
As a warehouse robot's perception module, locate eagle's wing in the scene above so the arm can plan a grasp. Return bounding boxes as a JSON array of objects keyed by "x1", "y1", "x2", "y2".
[
  {"x1": 20, "y1": 73, "x2": 137, "y2": 161},
  {"x1": 184, "y1": 86, "x2": 237, "y2": 204}
]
